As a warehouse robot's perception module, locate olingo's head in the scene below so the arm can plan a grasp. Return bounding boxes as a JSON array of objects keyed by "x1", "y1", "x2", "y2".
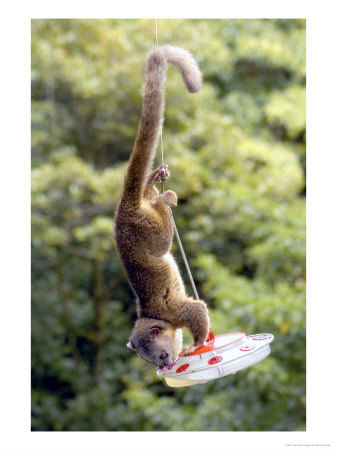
[{"x1": 127, "y1": 318, "x2": 182, "y2": 369}]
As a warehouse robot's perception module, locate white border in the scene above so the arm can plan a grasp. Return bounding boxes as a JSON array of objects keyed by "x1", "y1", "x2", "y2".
[{"x1": 1, "y1": 0, "x2": 337, "y2": 449}]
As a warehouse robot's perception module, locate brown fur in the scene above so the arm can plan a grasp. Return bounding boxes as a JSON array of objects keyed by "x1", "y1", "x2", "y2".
[{"x1": 114, "y1": 45, "x2": 209, "y2": 369}]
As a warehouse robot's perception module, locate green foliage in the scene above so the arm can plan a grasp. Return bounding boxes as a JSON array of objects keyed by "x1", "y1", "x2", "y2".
[{"x1": 31, "y1": 19, "x2": 306, "y2": 431}]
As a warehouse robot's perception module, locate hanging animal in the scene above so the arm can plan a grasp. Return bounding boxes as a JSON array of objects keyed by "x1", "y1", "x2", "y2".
[{"x1": 114, "y1": 45, "x2": 210, "y2": 370}]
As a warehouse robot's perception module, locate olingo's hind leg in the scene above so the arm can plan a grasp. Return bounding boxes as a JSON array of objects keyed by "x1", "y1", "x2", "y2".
[{"x1": 151, "y1": 190, "x2": 177, "y2": 208}]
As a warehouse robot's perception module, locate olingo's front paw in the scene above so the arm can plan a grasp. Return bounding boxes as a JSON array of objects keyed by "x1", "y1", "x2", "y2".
[{"x1": 180, "y1": 344, "x2": 200, "y2": 356}]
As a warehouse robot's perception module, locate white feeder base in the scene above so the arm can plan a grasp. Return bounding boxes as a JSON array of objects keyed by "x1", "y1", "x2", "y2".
[{"x1": 157, "y1": 333, "x2": 274, "y2": 387}]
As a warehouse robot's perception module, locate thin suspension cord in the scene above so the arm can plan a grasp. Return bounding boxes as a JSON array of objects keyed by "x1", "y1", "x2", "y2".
[
  {"x1": 155, "y1": 18, "x2": 158, "y2": 48},
  {"x1": 155, "y1": 19, "x2": 165, "y2": 167},
  {"x1": 168, "y1": 206, "x2": 200, "y2": 300},
  {"x1": 154, "y1": 19, "x2": 199, "y2": 301}
]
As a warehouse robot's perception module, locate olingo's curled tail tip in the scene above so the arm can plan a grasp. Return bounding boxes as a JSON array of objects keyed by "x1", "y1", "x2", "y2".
[
  {"x1": 163, "y1": 45, "x2": 202, "y2": 93},
  {"x1": 185, "y1": 74, "x2": 202, "y2": 93},
  {"x1": 147, "y1": 45, "x2": 202, "y2": 93}
]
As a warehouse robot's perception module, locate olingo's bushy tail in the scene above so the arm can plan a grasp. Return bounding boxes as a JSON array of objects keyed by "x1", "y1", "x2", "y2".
[{"x1": 121, "y1": 45, "x2": 202, "y2": 205}]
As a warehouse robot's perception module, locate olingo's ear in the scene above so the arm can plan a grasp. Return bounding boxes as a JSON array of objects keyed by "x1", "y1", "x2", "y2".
[
  {"x1": 149, "y1": 326, "x2": 161, "y2": 337},
  {"x1": 126, "y1": 341, "x2": 136, "y2": 350}
]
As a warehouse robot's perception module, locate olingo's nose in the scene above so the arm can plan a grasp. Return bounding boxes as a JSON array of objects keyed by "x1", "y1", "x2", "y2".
[
  {"x1": 159, "y1": 360, "x2": 175, "y2": 371},
  {"x1": 157, "y1": 354, "x2": 173, "y2": 370}
]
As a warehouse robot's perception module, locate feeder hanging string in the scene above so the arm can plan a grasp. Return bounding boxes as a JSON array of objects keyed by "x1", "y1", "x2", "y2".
[{"x1": 154, "y1": 19, "x2": 199, "y2": 301}]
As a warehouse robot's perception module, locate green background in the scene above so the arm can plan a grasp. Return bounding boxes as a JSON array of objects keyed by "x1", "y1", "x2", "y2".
[{"x1": 31, "y1": 18, "x2": 306, "y2": 431}]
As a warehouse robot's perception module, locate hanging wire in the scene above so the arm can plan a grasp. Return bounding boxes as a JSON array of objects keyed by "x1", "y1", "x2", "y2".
[
  {"x1": 155, "y1": 18, "x2": 159, "y2": 48},
  {"x1": 154, "y1": 19, "x2": 200, "y2": 301},
  {"x1": 168, "y1": 207, "x2": 200, "y2": 300},
  {"x1": 155, "y1": 19, "x2": 165, "y2": 168}
]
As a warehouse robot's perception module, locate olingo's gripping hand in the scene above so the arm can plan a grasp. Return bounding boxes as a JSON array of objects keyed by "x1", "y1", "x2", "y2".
[{"x1": 154, "y1": 164, "x2": 170, "y2": 182}]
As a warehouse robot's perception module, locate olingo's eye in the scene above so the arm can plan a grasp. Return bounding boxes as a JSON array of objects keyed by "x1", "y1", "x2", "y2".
[{"x1": 160, "y1": 352, "x2": 168, "y2": 360}]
